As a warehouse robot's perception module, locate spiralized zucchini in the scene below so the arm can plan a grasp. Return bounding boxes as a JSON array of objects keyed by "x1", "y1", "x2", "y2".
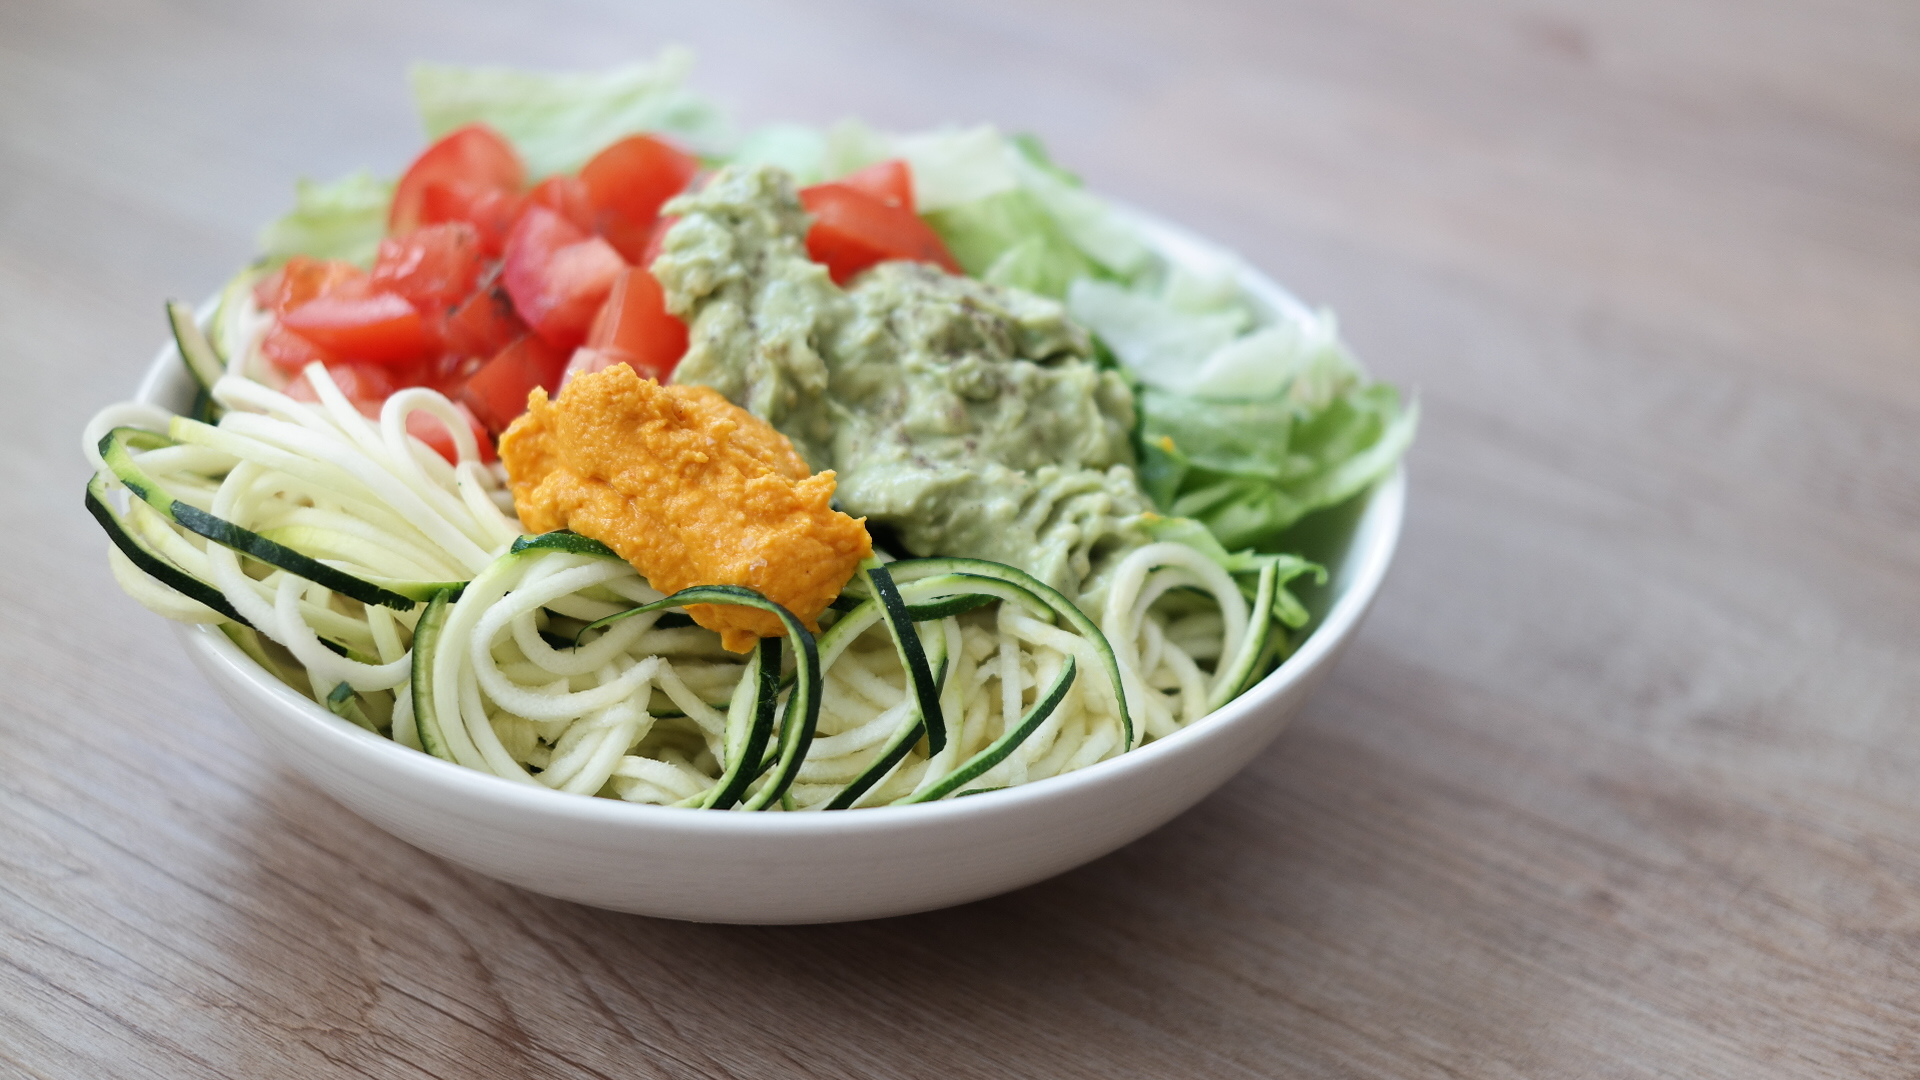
[{"x1": 85, "y1": 321, "x2": 1317, "y2": 808}]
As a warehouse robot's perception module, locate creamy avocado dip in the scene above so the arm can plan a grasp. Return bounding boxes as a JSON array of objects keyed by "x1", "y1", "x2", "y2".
[{"x1": 655, "y1": 163, "x2": 1152, "y2": 604}]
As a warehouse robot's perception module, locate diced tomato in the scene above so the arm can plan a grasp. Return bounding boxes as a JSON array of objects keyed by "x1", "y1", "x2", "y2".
[
  {"x1": 254, "y1": 257, "x2": 368, "y2": 318},
  {"x1": 461, "y1": 334, "x2": 571, "y2": 434},
  {"x1": 377, "y1": 355, "x2": 454, "y2": 391},
  {"x1": 420, "y1": 183, "x2": 526, "y2": 258},
  {"x1": 585, "y1": 267, "x2": 686, "y2": 382},
  {"x1": 529, "y1": 175, "x2": 595, "y2": 233},
  {"x1": 559, "y1": 347, "x2": 617, "y2": 389},
  {"x1": 256, "y1": 257, "x2": 439, "y2": 368},
  {"x1": 390, "y1": 124, "x2": 526, "y2": 238},
  {"x1": 370, "y1": 222, "x2": 486, "y2": 315},
  {"x1": 429, "y1": 354, "x2": 486, "y2": 394},
  {"x1": 837, "y1": 158, "x2": 914, "y2": 211},
  {"x1": 640, "y1": 215, "x2": 675, "y2": 267},
  {"x1": 500, "y1": 206, "x2": 628, "y2": 352},
  {"x1": 407, "y1": 403, "x2": 496, "y2": 465},
  {"x1": 579, "y1": 135, "x2": 701, "y2": 263},
  {"x1": 323, "y1": 361, "x2": 401, "y2": 403},
  {"x1": 444, "y1": 280, "x2": 526, "y2": 360},
  {"x1": 280, "y1": 292, "x2": 436, "y2": 364},
  {"x1": 260, "y1": 325, "x2": 338, "y2": 375},
  {"x1": 798, "y1": 183, "x2": 961, "y2": 284}
]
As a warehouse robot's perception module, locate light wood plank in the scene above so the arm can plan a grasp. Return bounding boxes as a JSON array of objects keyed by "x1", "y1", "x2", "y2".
[{"x1": 3, "y1": 0, "x2": 1917, "y2": 1075}]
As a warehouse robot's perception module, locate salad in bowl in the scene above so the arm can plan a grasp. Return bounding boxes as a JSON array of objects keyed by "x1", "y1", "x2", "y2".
[{"x1": 84, "y1": 51, "x2": 1413, "y2": 823}]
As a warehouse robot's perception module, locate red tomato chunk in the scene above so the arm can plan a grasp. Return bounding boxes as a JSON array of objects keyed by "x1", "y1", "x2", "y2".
[
  {"x1": 390, "y1": 124, "x2": 525, "y2": 238},
  {"x1": 837, "y1": 158, "x2": 915, "y2": 211},
  {"x1": 278, "y1": 292, "x2": 436, "y2": 365},
  {"x1": 586, "y1": 267, "x2": 687, "y2": 383},
  {"x1": 501, "y1": 206, "x2": 628, "y2": 353},
  {"x1": 255, "y1": 256, "x2": 366, "y2": 318},
  {"x1": 260, "y1": 324, "x2": 337, "y2": 375},
  {"x1": 371, "y1": 222, "x2": 486, "y2": 316},
  {"x1": 529, "y1": 175, "x2": 595, "y2": 233},
  {"x1": 579, "y1": 135, "x2": 701, "y2": 263},
  {"x1": 462, "y1": 335, "x2": 571, "y2": 435},
  {"x1": 443, "y1": 281, "x2": 526, "y2": 361},
  {"x1": 799, "y1": 181, "x2": 960, "y2": 284}
]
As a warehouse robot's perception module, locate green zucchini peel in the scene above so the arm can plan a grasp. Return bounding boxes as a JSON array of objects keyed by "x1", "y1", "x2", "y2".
[
  {"x1": 508, "y1": 530, "x2": 621, "y2": 559},
  {"x1": 409, "y1": 589, "x2": 457, "y2": 762},
  {"x1": 579, "y1": 584, "x2": 821, "y2": 811},
  {"x1": 902, "y1": 655, "x2": 1077, "y2": 804},
  {"x1": 886, "y1": 557, "x2": 1132, "y2": 750},
  {"x1": 100, "y1": 426, "x2": 420, "y2": 611},
  {"x1": 861, "y1": 561, "x2": 947, "y2": 756},
  {"x1": 85, "y1": 470, "x2": 252, "y2": 626}
]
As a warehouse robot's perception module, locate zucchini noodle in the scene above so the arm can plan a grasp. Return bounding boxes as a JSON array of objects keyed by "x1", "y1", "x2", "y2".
[{"x1": 87, "y1": 333, "x2": 1317, "y2": 808}]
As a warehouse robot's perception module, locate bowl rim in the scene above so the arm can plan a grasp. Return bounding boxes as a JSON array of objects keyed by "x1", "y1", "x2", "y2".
[{"x1": 145, "y1": 212, "x2": 1405, "y2": 838}]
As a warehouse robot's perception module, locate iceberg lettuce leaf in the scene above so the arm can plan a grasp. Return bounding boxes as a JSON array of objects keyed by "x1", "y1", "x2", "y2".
[
  {"x1": 894, "y1": 125, "x2": 1020, "y2": 211},
  {"x1": 1140, "y1": 388, "x2": 1297, "y2": 480},
  {"x1": 1014, "y1": 154, "x2": 1151, "y2": 278},
  {"x1": 1102, "y1": 246, "x2": 1413, "y2": 553},
  {"x1": 822, "y1": 119, "x2": 893, "y2": 180},
  {"x1": 257, "y1": 170, "x2": 394, "y2": 268},
  {"x1": 1069, "y1": 271, "x2": 1365, "y2": 403},
  {"x1": 906, "y1": 127, "x2": 1147, "y2": 297},
  {"x1": 981, "y1": 233, "x2": 1098, "y2": 297},
  {"x1": 730, "y1": 117, "x2": 895, "y2": 188},
  {"x1": 925, "y1": 189, "x2": 1098, "y2": 297},
  {"x1": 732, "y1": 123, "x2": 828, "y2": 186},
  {"x1": 1152, "y1": 384, "x2": 1416, "y2": 550},
  {"x1": 1183, "y1": 318, "x2": 1360, "y2": 402},
  {"x1": 1010, "y1": 132, "x2": 1081, "y2": 186},
  {"x1": 410, "y1": 48, "x2": 733, "y2": 178},
  {"x1": 1067, "y1": 279, "x2": 1244, "y2": 388}
]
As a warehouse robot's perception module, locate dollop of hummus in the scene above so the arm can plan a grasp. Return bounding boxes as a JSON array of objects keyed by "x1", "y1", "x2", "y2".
[{"x1": 499, "y1": 365, "x2": 871, "y2": 652}]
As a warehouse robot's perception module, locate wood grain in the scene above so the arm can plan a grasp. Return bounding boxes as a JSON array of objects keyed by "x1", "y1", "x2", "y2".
[{"x1": 5, "y1": 0, "x2": 1918, "y2": 1075}]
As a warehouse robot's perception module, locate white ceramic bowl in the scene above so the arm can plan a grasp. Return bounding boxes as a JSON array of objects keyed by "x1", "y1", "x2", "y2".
[{"x1": 139, "y1": 216, "x2": 1404, "y2": 923}]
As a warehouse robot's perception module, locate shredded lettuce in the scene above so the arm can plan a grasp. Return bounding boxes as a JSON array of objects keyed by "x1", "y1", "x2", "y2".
[
  {"x1": 1145, "y1": 383, "x2": 1416, "y2": 551},
  {"x1": 1010, "y1": 133, "x2": 1080, "y2": 185},
  {"x1": 733, "y1": 117, "x2": 908, "y2": 189},
  {"x1": 257, "y1": 171, "x2": 394, "y2": 268},
  {"x1": 927, "y1": 190, "x2": 1100, "y2": 296},
  {"x1": 1012, "y1": 154, "x2": 1151, "y2": 279},
  {"x1": 1075, "y1": 277, "x2": 1370, "y2": 404},
  {"x1": 410, "y1": 47, "x2": 733, "y2": 178},
  {"x1": 820, "y1": 119, "x2": 893, "y2": 181},
  {"x1": 731, "y1": 123, "x2": 829, "y2": 185},
  {"x1": 894, "y1": 125, "x2": 1021, "y2": 211},
  {"x1": 1066, "y1": 245, "x2": 1412, "y2": 550},
  {"x1": 894, "y1": 127, "x2": 1148, "y2": 297},
  {"x1": 1066, "y1": 278, "x2": 1249, "y2": 390}
]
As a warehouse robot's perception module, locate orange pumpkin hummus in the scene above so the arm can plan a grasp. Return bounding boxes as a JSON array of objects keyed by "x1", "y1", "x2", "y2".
[{"x1": 498, "y1": 365, "x2": 871, "y2": 652}]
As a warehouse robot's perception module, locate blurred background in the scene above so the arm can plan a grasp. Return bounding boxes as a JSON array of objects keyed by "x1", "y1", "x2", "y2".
[{"x1": 5, "y1": 1, "x2": 1919, "y2": 1076}]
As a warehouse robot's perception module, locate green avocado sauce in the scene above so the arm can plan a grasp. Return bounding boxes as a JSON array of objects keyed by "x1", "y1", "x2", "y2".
[{"x1": 655, "y1": 163, "x2": 1151, "y2": 605}]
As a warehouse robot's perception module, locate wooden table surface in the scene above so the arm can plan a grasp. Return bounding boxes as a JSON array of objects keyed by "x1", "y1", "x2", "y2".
[{"x1": 6, "y1": 0, "x2": 1918, "y2": 1075}]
